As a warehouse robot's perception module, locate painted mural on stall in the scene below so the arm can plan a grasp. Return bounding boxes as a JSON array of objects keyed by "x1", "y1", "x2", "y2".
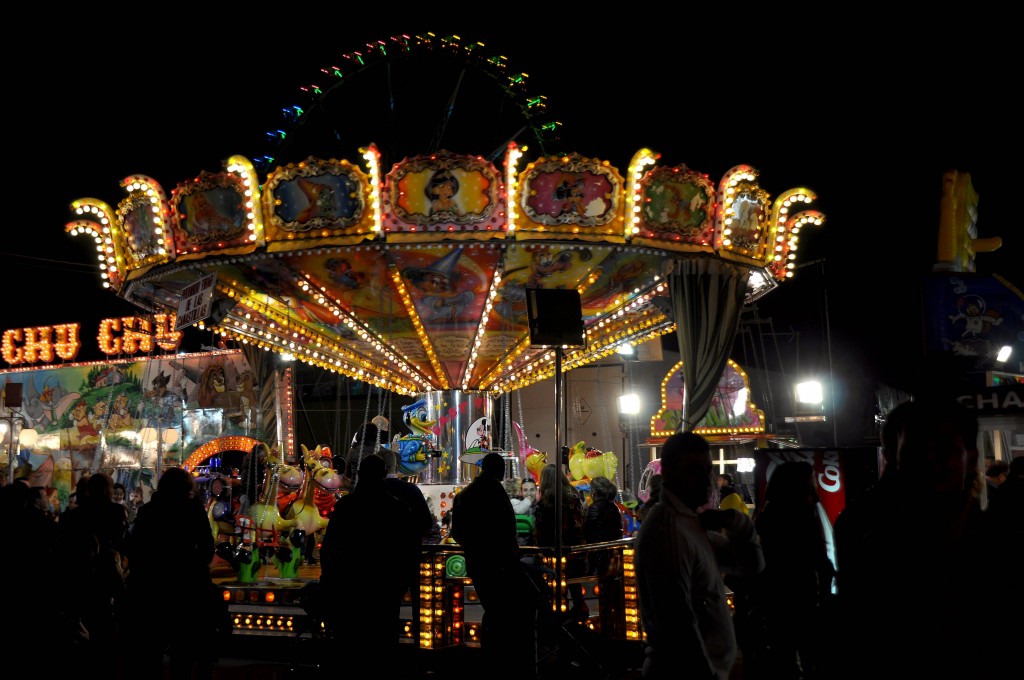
[{"x1": 0, "y1": 350, "x2": 260, "y2": 510}]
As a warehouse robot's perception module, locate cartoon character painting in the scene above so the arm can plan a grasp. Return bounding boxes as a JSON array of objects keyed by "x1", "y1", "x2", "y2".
[
  {"x1": 403, "y1": 247, "x2": 477, "y2": 323},
  {"x1": 426, "y1": 169, "x2": 459, "y2": 214},
  {"x1": 294, "y1": 177, "x2": 337, "y2": 222},
  {"x1": 107, "y1": 392, "x2": 135, "y2": 430},
  {"x1": 949, "y1": 294, "x2": 1003, "y2": 339}
]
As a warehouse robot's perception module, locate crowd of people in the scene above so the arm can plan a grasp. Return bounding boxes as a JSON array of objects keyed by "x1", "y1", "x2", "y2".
[
  {"x1": 2, "y1": 465, "x2": 224, "y2": 678},
  {"x1": 3, "y1": 387, "x2": 1018, "y2": 680},
  {"x1": 437, "y1": 390, "x2": 1019, "y2": 680}
]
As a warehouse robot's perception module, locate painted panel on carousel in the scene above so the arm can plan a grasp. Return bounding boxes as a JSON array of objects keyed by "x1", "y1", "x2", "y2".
[
  {"x1": 262, "y1": 156, "x2": 375, "y2": 249},
  {"x1": 391, "y1": 244, "x2": 502, "y2": 385},
  {"x1": 170, "y1": 163, "x2": 263, "y2": 261},
  {"x1": 631, "y1": 165, "x2": 716, "y2": 251},
  {"x1": 651, "y1": 358, "x2": 765, "y2": 437},
  {"x1": 281, "y1": 249, "x2": 429, "y2": 372},
  {"x1": 514, "y1": 153, "x2": 625, "y2": 240},
  {"x1": 116, "y1": 174, "x2": 175, "y2": 280},
  {"x1": 383, "y1": 150, "x2": 504, "y2": 237},
  {"x1": 491, "y1": 243, "x2": 598, "y2": 328},
  {"x1": 714, "y1": 164, "x2": 770, "y2": 264},
  {"x1": 229, "y1": 258, "x2": 359, "y2": 331},
  {"x1": 580, "y1": 249, "x2": 674, "y2": 317}
]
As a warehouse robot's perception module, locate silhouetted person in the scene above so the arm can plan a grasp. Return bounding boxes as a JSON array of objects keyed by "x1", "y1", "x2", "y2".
[
  {"x1": 123, "y1": 467, "x2": 220, "y2": 680},
  {"x1": 381, "y1": 447, "x2": 434, "y2": 600},
  {"x1": 833, "y1": 398, "x2": 912, "y2": 601},
  {"x1": 637, "y1": 473, "x2": 663, "y2": 523},
  {"x1": 54, "y1": 471, "x2": 130, "y2": 667},
  {"x1": 583, "y1": 475, "x2": 622, "y2": 576},
  {"x1": 751, "y1": 461, "x2": 836, "y2": 680},
  {"x1": 634, "y1": 431, "x2": 764, "y2": 680},
  {"x1": 535, "y1": 463, "x2": 589, "y2": 621},
  {"x1": 583, "y1": 475, "x2": 624, "y2": 637},
  {"x1": 319, "y1": 454, "x2": 420, "y2": 677},
  {"x1": 2, "y1": 477, "x2": 61, "y2": 665},
  {"x1": 832, "y1": 396, "x2": 991, "y2": 679},
  {"x1": 984, "y1": 458, "x2": 1009, "y2": 508},
  {"x1": 451, "y1": 452, "x2": 540, "y2": 679},
  {"x1": 346, "y1": 415, "x2": 389, "y2": 483},
  {"x1": 984, "y1": 455, "x2": 1022, "y2": 633}
]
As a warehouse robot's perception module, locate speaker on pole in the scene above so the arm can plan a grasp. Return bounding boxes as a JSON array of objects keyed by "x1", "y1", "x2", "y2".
[
  {"x1": 525, "y1": 288, "x2": 585, "y2": 347},
  {"x1": 208, "y1": 298, "x2": 237, "y2": 326}
]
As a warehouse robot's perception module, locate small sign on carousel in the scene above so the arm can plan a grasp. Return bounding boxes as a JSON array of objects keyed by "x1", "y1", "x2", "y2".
[{"x1": 175, "y1": 273, "x2": 217, "y2": 330}]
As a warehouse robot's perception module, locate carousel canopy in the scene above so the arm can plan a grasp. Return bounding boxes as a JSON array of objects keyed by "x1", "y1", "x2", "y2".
[{"x1": 65, "y1": 35, "x2": 823, "y2": 397}]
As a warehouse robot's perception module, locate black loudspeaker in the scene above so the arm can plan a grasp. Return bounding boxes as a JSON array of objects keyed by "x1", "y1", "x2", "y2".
[
  {"x1": 526, "y1": 288, "x2": 585, "y2": 347},
  {"x1": 3, "y1": 382, "x2": 22, "y2": 408},
  {"x1": 208, "y1": 298, "x2": 237, "y2": 326}
]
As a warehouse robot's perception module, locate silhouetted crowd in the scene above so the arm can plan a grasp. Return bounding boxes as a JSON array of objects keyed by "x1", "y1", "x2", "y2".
[{"x1": 2, "y1": 387, "x2": 1019, "y2": 680}]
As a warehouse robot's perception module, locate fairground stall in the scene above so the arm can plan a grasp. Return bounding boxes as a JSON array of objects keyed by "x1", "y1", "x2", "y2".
[
  {"x1": 56, "y1": 33, "x2": 826, "y2": 663},
  {"x1": 0, "y1": 314, "x2": 292, "y2": 500}
]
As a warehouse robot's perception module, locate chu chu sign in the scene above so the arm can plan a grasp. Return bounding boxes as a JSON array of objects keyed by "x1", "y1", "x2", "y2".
[{"x1": 1, "y1": 313, "x2": 183, "y2": 367}]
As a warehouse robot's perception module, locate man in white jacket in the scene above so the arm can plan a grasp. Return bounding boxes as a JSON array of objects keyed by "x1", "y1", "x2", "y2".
[{"x1": 634, "y1": 431, "x2": 764, "y2": 680}]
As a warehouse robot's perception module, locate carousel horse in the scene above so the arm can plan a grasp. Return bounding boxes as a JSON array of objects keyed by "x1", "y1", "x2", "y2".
[
  {"x1": 281, "y1": 444, "x2": 342, "y2": 539},
  {"x1": 390, "y1": 398, "x2": 442, "y2": 477},
  {"x1": 311, "y1": 445, "x2": 340, "y2": 519},
  {"x1": 246, "y1": 442, "x2": 301, "y2": 538}
]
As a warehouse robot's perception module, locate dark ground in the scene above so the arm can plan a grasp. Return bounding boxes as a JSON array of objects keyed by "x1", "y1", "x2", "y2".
[
  {"x1": 189, "y1": 629, "x2": 653, "y2": 679},
  {"x1": 186, "y1": 634, "x2": 751, "y2": 679}
]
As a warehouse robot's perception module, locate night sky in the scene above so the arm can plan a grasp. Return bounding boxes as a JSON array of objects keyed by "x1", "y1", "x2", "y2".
[{"x1": 7, "y1": 16, "x2": 1017, "y2": 437}]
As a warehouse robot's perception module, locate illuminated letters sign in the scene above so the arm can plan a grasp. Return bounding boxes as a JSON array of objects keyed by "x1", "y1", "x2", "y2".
[{"x1": 1, "y1": 313, "x2": 183, "y2": 367}]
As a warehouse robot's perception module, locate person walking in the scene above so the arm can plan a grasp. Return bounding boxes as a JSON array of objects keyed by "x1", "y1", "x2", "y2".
[
  {"x1": 451, "y1": 452, "x2": 541, "y2": 679},
  {"x1": 319, "y1": 454, "x2": 421, "y2": 677},
  {"x1": 751, "y1": 461, "x2": 836, "y2": 679},
  {"x1": 634, "y1": 431, "x2": 764, "y2": 680},
  {"x1": 122, "y1": 466, "x2": 223, "y2": 680}
]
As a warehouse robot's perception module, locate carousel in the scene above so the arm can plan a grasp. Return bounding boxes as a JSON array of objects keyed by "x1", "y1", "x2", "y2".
[
  {"x1": 66, "y1": 34, "x2": 823, "y2": 491},
  {"x1": 63, "y1": 33, "x2": 825, "y2": 646}
]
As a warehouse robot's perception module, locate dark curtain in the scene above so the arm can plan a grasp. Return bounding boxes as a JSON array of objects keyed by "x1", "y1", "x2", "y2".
[{"x1": 669, "y1": 257, "x2": 750, "y2": 431}]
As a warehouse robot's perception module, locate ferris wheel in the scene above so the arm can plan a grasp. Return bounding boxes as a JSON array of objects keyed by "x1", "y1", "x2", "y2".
[{"x1": 252, "y1": 33, "x2": 561, "y2": 175}]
